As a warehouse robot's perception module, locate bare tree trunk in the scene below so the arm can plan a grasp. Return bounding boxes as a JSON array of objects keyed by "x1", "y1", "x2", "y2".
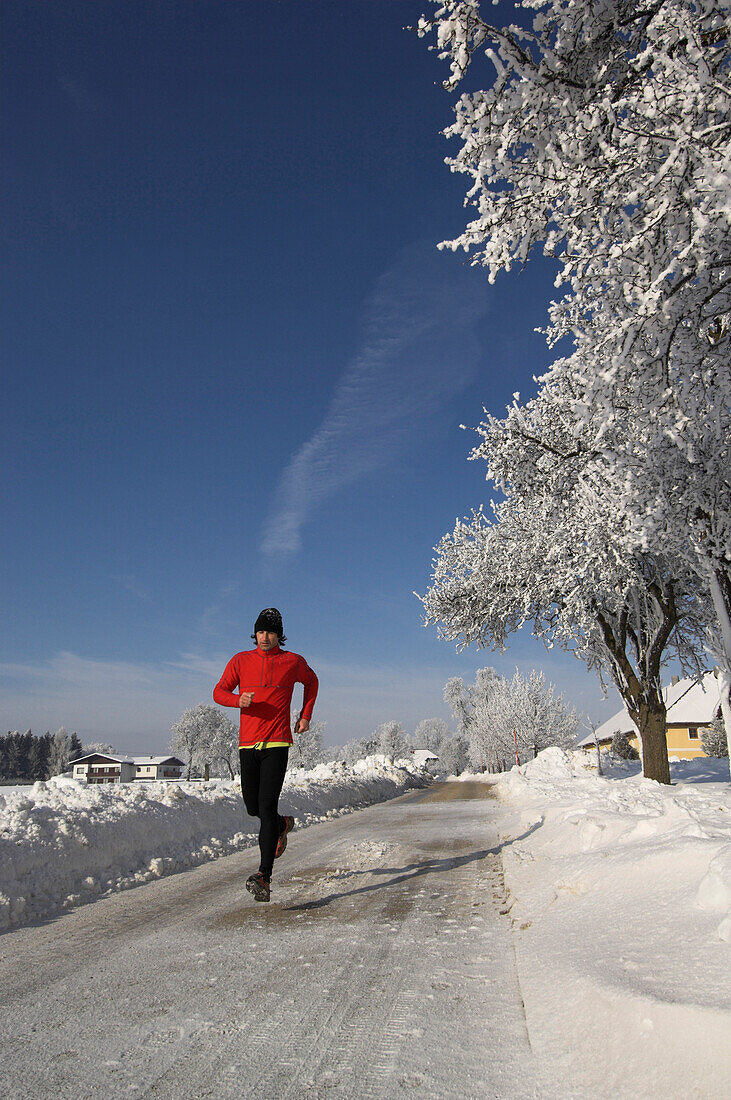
[
  {"x1": 595, "y1": 588, "x2": 676, "y2": 785},
  {"x1": 631, "y1": 696, "x2": 671, "y2": 786},
  {"x1": 610, "y1": 676, "x2": 670, "y2": 785}
]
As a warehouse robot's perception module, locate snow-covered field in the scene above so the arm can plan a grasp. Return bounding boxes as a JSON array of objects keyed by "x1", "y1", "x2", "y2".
[
  {"x1": 487, "y1": 749, "x2": 731, "y2": 1096},
  {"x1": 0, "y1": 756, "x2": 429, "y2": 931}
]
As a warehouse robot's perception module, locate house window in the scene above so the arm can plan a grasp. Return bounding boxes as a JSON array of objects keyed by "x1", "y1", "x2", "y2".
[{"x1": 688, "y1": 727, "x2": 699, "y2": 740}]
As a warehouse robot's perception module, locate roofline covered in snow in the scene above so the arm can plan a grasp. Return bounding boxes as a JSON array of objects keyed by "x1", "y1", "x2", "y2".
[
  {"x1": 70, "y1": 754, "x2": 185, "y2": 766},
  {"x1": 578, "y1": 671, "x2": 725, "y2": 746}
]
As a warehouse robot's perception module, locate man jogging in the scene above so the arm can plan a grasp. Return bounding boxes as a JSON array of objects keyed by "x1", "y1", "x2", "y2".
[{"x1": 213, "y1": 608, "x2": 318, "y2": 902}]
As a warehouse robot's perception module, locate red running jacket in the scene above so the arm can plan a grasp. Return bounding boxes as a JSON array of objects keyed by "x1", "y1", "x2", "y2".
[{"x1": 213, "y1": 646, "x2": 319, "y2": 748}]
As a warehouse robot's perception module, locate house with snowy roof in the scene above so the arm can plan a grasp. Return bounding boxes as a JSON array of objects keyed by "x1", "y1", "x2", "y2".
[
  {"x1": 579, "y1": 671, "x2": 725, "y2": 760},
  {"x1": 70, "y1": 753, "x2": 185, "y2": 784},
  {"x1": 412, "y1": 749, "x2": 440, "y2": 767}
]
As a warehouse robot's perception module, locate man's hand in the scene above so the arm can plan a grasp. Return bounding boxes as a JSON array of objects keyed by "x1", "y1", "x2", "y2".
[
  {"x1": 239, "y1": 692, "x2": 255, "y2": 709},
  {"x1": 295, "y1": 717, "x2": 310, "y2": 734}
]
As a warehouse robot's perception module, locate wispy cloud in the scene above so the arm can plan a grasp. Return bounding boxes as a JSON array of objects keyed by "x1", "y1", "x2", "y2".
[
  {"x1": 261, "y1": 243, "x2": 489, "y2": 557},
  {"x1": 166, "y1": 652, "x2": 229, "y2": 678}
]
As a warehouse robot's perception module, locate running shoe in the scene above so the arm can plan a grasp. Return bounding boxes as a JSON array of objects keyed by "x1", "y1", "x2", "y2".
[
  {"x1": 246, "y1": 872, "x2": 271, "y2": 902},
  {"x1": 275, "y1": 815, "x2": 295, "y2": 859}
]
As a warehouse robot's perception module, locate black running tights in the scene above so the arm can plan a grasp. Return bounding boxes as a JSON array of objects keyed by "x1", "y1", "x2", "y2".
[{"x1": 239, "y1": 746, "x2": 289, "y2": 879}]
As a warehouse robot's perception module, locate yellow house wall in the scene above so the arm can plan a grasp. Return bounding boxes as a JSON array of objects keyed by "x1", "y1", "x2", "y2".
[
  {"x1": 625, "y1": 726, "x2": 709, "y2": 759},
  {"x1": 665, "y1": 725, "x2": 709, "y2": 759}
]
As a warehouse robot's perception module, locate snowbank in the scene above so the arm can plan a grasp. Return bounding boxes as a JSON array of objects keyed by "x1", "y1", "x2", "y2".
[
  {"x1": 491, "y1": 748, "x2": 731, "y2": 1098},
  {"x1": 0, "y1": 756, "x2": 429, "y2": 931}
]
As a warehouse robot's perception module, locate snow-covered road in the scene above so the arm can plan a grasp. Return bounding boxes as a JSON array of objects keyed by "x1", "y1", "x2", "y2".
[{"x1": 1, "y1": 783, "x2": 550, "y2": 1099}]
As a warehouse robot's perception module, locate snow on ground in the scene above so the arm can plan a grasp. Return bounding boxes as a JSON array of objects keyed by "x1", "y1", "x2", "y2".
[
  {"x1": 0, "y1": 756, "x2": 428, "y2": 932},
  {"x1": 2, "y1": 744, "x2": 730, "y2": 1095},
  {"x1": 487, "y1": 749, "x2": 731, "y2": 1097}
]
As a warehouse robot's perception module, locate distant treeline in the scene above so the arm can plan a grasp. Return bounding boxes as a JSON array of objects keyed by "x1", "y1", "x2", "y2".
[{"x1": 0, "y1": 729, "x2": 83, "y2": 782}]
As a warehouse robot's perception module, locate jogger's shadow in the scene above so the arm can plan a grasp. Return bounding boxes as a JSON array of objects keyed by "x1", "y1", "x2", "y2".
[{"x1": 283, "y1": 821, "x2": 542, "y2": 912}]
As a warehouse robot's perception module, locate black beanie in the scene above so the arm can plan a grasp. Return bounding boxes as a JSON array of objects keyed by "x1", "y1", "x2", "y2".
[{"x1": 252, "y1": 607, "x2": 285, "y2": 642}]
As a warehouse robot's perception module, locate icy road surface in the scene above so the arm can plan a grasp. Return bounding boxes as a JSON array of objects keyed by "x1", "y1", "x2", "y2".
[{"x1": 1, "y1": 783, "x2": 551, "y2": 1099}]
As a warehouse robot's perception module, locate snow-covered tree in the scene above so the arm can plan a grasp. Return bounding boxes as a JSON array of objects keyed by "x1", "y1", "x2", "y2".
[
  {"x1": 701, "y1": 716, "x2": 729, "y2": 758},
  {"x1": 507, "y1": 334, "x2": 731, "y2": 744},
  {"x1": 48, "y1": 727, "x2": 73, "y2": 776},
  {"x1": 206, "y1": 710, "x2": 240, "y2": 779},
  {"x1": 493, "y1": 668, "x2": 580, "y2": 760},
  {"x1": 421, "y1": 427, "x2": 709, "y2": 782},
  {"x1": 170, "y1": 708, "x2": 204, "y2": 780},
  {"x1": 327, "y1": 736, "x2": 375, "y2": 766},
  {"x1": 412, "y1": 717, "x2": 450, "y2": 753},
  {"x1": 374, "y1": 720, "x2": 408, "y2": 761},
  {"x1": 444, "y1": 666, "x2": 533, "y2": 769},
  {"x1": 443, "y1": 676, "x2": 473, "y2": 737},
  {"x1": 338, "y1": 738, "x2": 368, "y2": 766},
  {"x1": 610, "y1": 731, "x2": 640, "y2": 761},
  {"x1": 442, "y1": 666, "x2": 578, "y2": 770},
  {"x1": 358, "y1": 729, "x2": 380, "y2": 758},
  {"x1": 419, "y1": 0, "x2": 731, "y2": 737},
  {"x1": 437, "y1": 732, "x2": 470, "y2": 775},
  {"x1": 289, "y1": 713, "x2": 325, "y2": 770},
  {"x1": 466, "y1": 673, "x2": 506, "y2": 770},
  {"x1": 330, "y1": 724, "x2": 408, "y2": 765},
  {"x1": 83, "y1": 742, "x2": 117, "y2": 756},
  {"x1": 443, "y1": 669, "x2": 501, "y2": 744},
  {"x1": 170, "y1": 704, "x2": 237, "y2": 780}
]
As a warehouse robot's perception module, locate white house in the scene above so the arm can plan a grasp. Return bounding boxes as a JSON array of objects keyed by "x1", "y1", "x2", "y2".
[
  {"x1": 70, "y1": 753, "x2": 185, "y2": 784},
  {"x1": 579, "y1": 671, "x2": 725, "y2": 759},
  {"x1": 412, "y1": 749, "x2": 440, "y2": 767},
  {"x1": 132, "y1": 755, "x2": 186, "y2": 781}
]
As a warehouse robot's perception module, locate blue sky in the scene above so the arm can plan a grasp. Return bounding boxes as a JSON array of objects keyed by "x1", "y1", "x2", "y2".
[{"x1": 2, "y1": 0, "x2": 622, "y2": 751}]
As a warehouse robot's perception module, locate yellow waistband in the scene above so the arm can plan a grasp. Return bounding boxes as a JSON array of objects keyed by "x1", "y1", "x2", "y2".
[{"x1": 240, "y1": 741, "x2": 291, "y2": 750}]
